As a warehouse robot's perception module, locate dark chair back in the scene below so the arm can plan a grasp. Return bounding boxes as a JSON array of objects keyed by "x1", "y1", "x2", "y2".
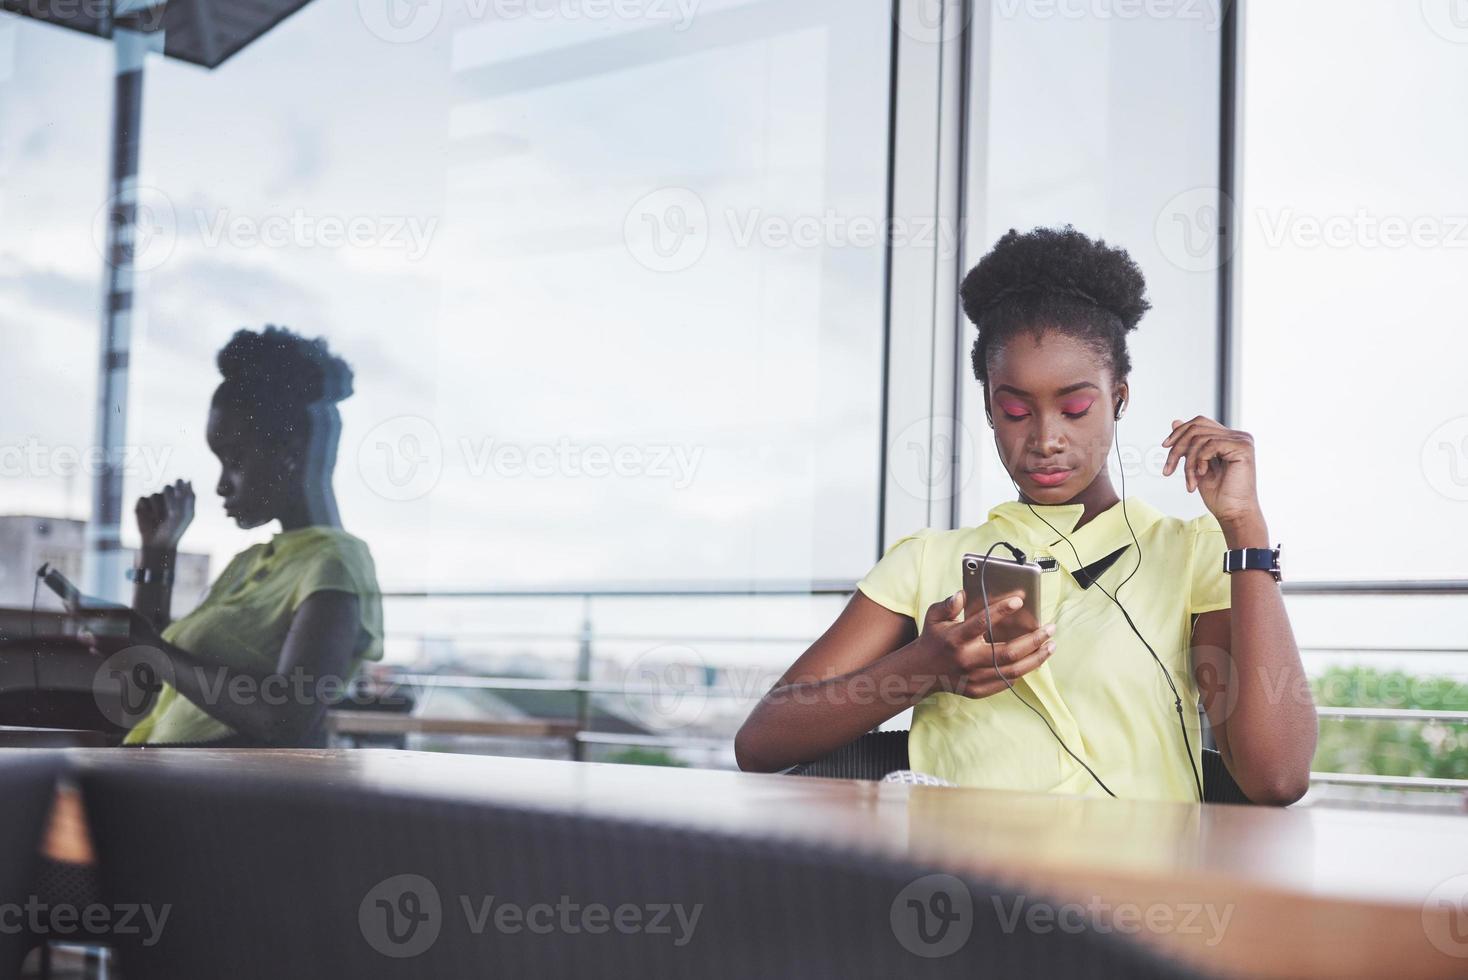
[
  {"x1": 79, "y1": 761, "x2": 1197, "y2": 979},
  {"x1": 0, "y1": 751, "x2": 64, "y2": 979},
  {"x1": 789, "y1": 731, "x2": 1255, "y2": 805},
  {"x1": 786, "y1": 730, "x2": 909, "y2": 780}
]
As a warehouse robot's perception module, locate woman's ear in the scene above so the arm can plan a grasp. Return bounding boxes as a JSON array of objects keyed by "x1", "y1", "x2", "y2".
[{"x1": 1113, "y1": 382, "x2": 1129, "y2": 421}]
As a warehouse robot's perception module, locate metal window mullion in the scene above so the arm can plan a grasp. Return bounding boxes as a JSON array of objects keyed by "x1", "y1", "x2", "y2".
[{"x1": 880, "y1": 0, "x2": 973, "y2": 550}]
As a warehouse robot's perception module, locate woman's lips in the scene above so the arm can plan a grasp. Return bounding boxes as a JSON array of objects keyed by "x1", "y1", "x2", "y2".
[{"x1": 1027, "y1": 468, "x2": 1073, "y2": 487}]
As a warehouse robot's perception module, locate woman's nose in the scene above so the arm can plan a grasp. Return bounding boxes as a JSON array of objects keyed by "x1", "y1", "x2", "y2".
[{"x1": 1031, "y1": 415, "x2": 1066, "y2": 454}]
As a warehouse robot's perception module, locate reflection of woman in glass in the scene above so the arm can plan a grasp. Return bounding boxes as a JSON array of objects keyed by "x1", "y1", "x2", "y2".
[
  {"x1": 89, "y1": 326, "x2": 382, "y2": 746},
  {"x1": 737, "y1": 227, "x2": 1317, "y2": 804}
]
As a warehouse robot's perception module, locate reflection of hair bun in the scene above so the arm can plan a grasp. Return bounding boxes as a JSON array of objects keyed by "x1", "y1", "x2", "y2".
[
  {"x1": 216, "y1": 326, "x2": 354, "y2": 406},
  {"x1": 961, "y1": 225, "x2": 1151, "y2": 386}
]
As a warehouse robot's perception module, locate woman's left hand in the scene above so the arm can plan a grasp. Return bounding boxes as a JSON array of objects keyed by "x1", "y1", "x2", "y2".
[{"x1": 1161, "y1": 415, "x2": 1262, "y2": 526}]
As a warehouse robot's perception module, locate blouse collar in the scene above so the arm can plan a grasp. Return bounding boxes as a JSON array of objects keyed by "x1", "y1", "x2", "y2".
[{"x1": 983, "y1": 496, "x2": 1166, "y2": 578}]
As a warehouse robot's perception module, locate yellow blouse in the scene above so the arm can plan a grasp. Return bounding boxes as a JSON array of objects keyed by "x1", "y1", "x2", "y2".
[
  {"x1": 124, "y1": 526, "x2": 383, "y2": 746},
  {"x1": 856, "y1": 496, "x2": 1231, "y2": 802}
]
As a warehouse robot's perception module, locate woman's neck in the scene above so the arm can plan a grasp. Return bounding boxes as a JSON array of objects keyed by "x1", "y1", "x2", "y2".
[
  {"x1": 1016, "y1": 473, "x2": 1120, "y2": 531},
  {"x1": 276, "y1": 485, "x2": 342, "y2": 532}
]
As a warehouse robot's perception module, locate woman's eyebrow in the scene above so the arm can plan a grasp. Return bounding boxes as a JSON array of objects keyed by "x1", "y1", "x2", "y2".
[{"x1": 993, "y1": 381, "x2": 1100, "y2": 397}]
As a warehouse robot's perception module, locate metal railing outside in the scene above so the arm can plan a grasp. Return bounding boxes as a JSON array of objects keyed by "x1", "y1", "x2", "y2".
[{"x1": 372, "y1": 579, "x2": 1468, "y2": 793}]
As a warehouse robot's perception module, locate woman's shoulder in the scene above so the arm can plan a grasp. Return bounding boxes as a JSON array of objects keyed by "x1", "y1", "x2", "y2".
[
  {"x1": 871, "y1": 525, "x2": 1006, "y2": 571},
  {"x1": 278, "y1": 525, "x2": 373, "y2": 555},
  {"x1": 275, "y1": 527, "x2": 379, "y2": 579},
  {"x1": 1145, "y1": 506, "x2": 1226, "y2": 543}
]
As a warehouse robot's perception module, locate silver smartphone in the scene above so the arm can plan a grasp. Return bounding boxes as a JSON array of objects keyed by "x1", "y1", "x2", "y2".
[{"x1": 961, "y1": 553, "x2": 1042, "y2": 643}]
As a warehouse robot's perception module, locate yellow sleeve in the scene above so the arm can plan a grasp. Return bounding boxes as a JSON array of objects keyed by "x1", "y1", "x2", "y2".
[
  {"x1": 292, "y1": 541, "x2": 385, "y2": 662},
  {"x1": 855, "y1": 529, "x2": 930, "y2": 621},
  {"x1": 1188, "y1": 513, "x2": 1232, "y2": 616}
]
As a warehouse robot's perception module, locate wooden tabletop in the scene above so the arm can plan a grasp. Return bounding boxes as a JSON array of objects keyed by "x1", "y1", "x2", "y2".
[{"x1": 52, "y1": 749, "x2": 1468, "y2": 979}]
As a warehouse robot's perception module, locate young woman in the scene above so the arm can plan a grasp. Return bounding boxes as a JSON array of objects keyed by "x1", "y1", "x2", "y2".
[
  {"x1": 84, "y1": 326, "x2": 383, "y2": 747},
  {"x1": 736, "y1": 227, "x2": 1317, "y2": 804}
]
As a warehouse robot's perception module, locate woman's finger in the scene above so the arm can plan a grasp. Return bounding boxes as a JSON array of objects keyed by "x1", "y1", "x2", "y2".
[
  {"x1": 997, "y1": 625, "x2": 1055, "y2": 665},
  {"x1": 1189, "y1": 436, "x2": 1227, "y2": 484},
  {"x1": 1163, "y1": 428, "x2": 1208, "y2": 477},
  {"x1": 962, "y1": 643, "x2": 1055, "y2": 697},
  {"x1": 956, "y1": 622, "x2": 1053, "y2": 670},
  {"x1": 1161, "y1": 415, "x2": 1221, "y2": 448},
  {"x1": 957, "y1": 592, "x2": 1025, "y2": 641}
]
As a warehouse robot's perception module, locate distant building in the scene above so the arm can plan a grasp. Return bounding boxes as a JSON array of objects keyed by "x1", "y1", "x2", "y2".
[{"x1": 0, "y1": 516, "x2": 211, "y2": 616}]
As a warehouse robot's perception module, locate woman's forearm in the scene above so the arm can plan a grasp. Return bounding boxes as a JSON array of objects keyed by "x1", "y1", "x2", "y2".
[
  {"x1": 150, "y1": 639, "x2": 331, "y2": 744},
  {"x1": 734, "y1": 640, "x2": 952, "y2": 773},
  {"x1": 1218, "y1": 515, "x2": 1318, "y2": 803}
]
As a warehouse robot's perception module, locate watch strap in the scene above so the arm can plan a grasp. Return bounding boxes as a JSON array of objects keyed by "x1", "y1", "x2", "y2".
[
  {"x1": 127, "y1": 566, "x2": 175, "y2": 586},
  {"x1": 1222, "y1": 545, "x2": 1281, "y2": 582}
]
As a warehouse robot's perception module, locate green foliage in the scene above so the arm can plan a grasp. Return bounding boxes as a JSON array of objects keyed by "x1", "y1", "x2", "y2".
[
  {"x1": 1312, "y1": 666, "x2": 1468, "y2": 780},
  {"x1": 604, "y1": 747, "x2": 688, "y2": 769}
]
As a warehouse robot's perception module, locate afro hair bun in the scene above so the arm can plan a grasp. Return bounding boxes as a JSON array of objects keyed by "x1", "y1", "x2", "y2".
[
  {"x1": 960, "y1": 225, "x2": 1150, "y2": 333},
  {"x1": 216, "y1": 325, "x2": 354, "y2": 407}
]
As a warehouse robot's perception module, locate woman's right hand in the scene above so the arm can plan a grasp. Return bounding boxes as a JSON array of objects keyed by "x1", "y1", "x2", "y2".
[
  {"x1": 136, "y1": 479, "x2": 195, "y2": 552},
  {"x1": 915, "y1": 590, "x2": 1056, "y2": 699}
]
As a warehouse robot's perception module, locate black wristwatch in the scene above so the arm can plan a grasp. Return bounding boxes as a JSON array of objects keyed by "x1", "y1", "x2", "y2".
[
  {"x1": 127, "y1": 566, "x2": 175, "y2": 586},
  {"x1": 1222, "y1": 544, "x2": 1282, "y2": 583}
]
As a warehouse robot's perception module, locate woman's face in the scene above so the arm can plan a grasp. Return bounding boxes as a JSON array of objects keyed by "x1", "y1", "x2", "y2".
[
  {"x1": 206, "y1": 398, "x2": 297, "y2": 529},
  {"x1": 986, "y1": 329, "x2": 1125, "y2": 503}
]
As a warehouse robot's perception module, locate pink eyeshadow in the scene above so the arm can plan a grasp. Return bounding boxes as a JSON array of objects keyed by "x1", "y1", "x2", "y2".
[{"x1": 1060, "y1": 397, "x2": 1096, "y2": 414}]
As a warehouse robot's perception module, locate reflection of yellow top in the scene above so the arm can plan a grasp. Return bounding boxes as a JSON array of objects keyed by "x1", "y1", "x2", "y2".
[
  {"x1": 857, "y1": 497, "x2": 1231, "y2": 802},
  {"x1": 124, "y1": 527, "x2": 383, "y2": 746}
]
